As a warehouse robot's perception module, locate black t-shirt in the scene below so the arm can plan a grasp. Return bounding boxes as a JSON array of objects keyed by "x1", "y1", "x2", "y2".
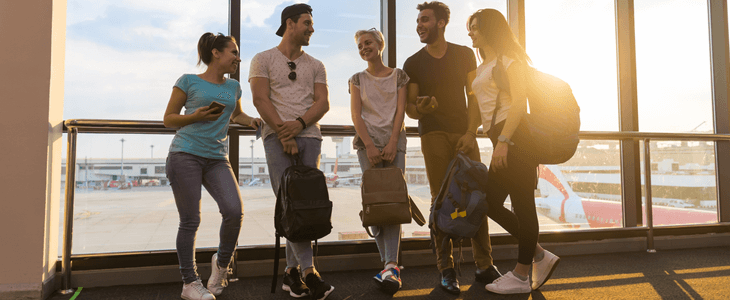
[{"x1": 403, "y1": 43, "x2": 477, "y2": 136}]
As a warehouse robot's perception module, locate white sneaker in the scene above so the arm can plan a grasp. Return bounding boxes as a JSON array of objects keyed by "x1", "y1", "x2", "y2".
[
  {"x1": 206, "y1": 253, "x2": 229, "y2": 296},
  {"x1": 485, "y1": 271, "x2": 531, "y2": 294},
  {"x1": 182, "y1": 279, "x2": 216, "y2": 300},
  {"x1": 531, "y1": 250, "x2": 560, "y2": 290}
]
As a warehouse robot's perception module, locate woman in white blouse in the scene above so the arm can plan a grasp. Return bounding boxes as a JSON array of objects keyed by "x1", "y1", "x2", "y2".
[
  {"x1": 467, "y1": 9, "x2": 560, "y2": 295},
  {"x1": 349, "y1": 28, "x2": 409, "y2": 296}
]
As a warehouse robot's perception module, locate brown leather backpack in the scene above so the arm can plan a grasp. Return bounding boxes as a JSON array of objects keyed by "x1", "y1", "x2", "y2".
[{"x1": 360, "y1": 167, "x2": 425, "y2": 236}]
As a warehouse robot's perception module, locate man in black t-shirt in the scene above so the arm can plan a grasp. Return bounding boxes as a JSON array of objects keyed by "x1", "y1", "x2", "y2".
[{"x1": 402, "y1": 1, "x2": 500, "y2": 295}]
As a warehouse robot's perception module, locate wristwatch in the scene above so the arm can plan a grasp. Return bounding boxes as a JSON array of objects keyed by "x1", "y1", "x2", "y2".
[{"x1": 498, "y1": 135, "x2": 515, "y2": 146}]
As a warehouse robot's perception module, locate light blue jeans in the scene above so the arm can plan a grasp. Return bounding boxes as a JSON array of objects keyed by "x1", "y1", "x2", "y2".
[
  {"x1": 264, "y1": 134, "x2": 322, "y2": 271},
  {"x1": 166, "y1": 151, "x2": 244, "y2": 284},
  {"x1": 357, "y1": 148, "x2": 405, "y2": 267}
]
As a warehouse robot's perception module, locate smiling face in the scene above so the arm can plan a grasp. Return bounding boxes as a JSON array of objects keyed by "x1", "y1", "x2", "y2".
[
  {"x1": 290, "y1": 13, "x2": 314, "y2": 46},
  {"x1": 357, "y1": 33, "x2": 382, "y2": 62},
  {"x1": 214, "y1": 41, "x2": 241, "y2": 74},
  {"x1": 468, "y1": 17, "x2": 486, "y2": 49},
  {"x1": 416, "y1": 9, "x2": 440, "y2": 44}
]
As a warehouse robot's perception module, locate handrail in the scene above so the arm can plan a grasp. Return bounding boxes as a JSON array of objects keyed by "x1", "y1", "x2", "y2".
[
  {"x1": 63, "y1": 119, "x2": 730, "y2": 141},
  {"x1": 58, "y1": 119, "x2": 730, "y2": 292}
]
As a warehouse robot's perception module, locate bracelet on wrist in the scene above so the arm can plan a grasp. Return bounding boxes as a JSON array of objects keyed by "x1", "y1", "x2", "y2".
[{"x1": 296, "y1": 117, "x2": 307, "y2": 129}]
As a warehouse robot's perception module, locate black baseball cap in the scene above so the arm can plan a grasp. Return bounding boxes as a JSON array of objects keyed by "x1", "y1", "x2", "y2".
[{"x1": 275, "y1": 3, "x2": 313, "y2": 37}]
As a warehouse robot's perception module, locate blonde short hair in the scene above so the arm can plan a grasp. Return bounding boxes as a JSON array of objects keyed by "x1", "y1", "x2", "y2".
[{"x1": 354, "y1": 28, "x2": 385, "y2": 51}]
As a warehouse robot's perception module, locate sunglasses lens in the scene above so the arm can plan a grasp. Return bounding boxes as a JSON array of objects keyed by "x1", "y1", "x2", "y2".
[
  {"x1": 289, "y1": 72, "x2": 297, "y2": 80},
  {"x1": 287, "y1": 62, "x2": 296, "y2": 70}
]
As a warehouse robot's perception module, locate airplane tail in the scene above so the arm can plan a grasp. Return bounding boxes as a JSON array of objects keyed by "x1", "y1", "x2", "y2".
[
  {"x1": 334, "y1": 157, "x2": 338, "y2": 175},
  {"x1": 537, "y1": 165, "x2": 580, "y2": 200}
]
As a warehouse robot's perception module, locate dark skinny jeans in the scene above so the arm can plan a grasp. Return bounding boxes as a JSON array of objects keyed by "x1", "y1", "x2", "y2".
[{"x1": 486, "y1": 121, "x2": 539, "y2": 265}]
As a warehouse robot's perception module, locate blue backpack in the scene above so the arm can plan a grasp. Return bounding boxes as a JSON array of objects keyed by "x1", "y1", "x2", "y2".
[{"x1": 429, "y1": 151, "x2": 490, "y2": 244}]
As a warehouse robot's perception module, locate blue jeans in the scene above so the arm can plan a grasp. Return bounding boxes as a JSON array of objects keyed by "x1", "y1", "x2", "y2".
[
  {"x1": 166, "y1": 152, "x2": 244, "y2": 284},
  {"x1": 357, "y1": 149, "x2": 405, "y2": 266},
  {"x1": 264, "y1": 134, "x2": 322, "y2": 271}
]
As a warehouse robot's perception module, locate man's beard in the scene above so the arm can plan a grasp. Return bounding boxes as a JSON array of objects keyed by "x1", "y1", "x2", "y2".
[{"x1": 421, "y1": 25, "x2": 438, "y2": 44}]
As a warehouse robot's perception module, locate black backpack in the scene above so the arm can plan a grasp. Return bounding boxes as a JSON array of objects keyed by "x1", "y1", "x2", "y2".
[
  {"x1": 493, "y1": 56, "x2": 581, "y2": 164},
  {"x1": 271, "y1": 154, "x2": 332, "y2": 293}
]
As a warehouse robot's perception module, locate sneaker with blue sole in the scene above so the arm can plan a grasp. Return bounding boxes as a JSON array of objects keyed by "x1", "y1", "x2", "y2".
[{"x1": 373, "y1": 267, "x2": 401, "y2": 295}]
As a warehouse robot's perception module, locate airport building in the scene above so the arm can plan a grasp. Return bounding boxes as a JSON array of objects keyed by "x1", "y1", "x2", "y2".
[{"x1": 3, "y1": 1, "x2": 730, "y2": 299}]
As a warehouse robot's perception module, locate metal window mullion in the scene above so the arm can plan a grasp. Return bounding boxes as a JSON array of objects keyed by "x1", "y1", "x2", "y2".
[
  {"x1": 228, "y1": 0, "x2": 241, "y2": 280},
  {"x1": 507, "y1": 0, "x2": 525, "y2": 48},
  {"x1": 615, "y1": 0, "x2": 642, "y2": 227},
  {"x1": 707, "y1": 0, "x2": 730, "y2": 223},
  {"x1": 381, "y1": 0, "x2": 396, "y2": 68}
]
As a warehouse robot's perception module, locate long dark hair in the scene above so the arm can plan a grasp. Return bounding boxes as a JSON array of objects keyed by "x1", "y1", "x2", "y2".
[
  {"x1": 468, "y1": 9, "x2": 531, "y2": 64},
  {"x1": 197, "y1": 32, "x2": 236, "y2": 66}
]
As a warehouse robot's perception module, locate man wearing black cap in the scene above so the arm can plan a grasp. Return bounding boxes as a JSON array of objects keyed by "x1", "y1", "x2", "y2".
[{"x1": 249, "y1": 3, "x2": 334, "y2": 300}]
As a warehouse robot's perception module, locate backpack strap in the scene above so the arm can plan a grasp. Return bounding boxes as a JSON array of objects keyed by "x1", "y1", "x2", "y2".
[
  {"x1": 365, "y1": 226, "x2": 376, "y2": 238},
  {"x1": 271, "y1": 233, "x2": 280, "y2": 293},
  {"x1": 409, "y1": 196, "x2": 426, "y2": 226},
  {"x1": 491, "y1": 55, "x2": 508, "y2": 130}
]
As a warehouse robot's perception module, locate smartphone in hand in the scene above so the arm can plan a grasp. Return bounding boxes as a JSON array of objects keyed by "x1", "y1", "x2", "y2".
[{"x1": 208, "y1": 101, "x2": 226, "y2": 114}]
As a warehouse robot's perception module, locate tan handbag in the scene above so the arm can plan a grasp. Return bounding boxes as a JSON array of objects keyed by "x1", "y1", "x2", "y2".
[{"x1": 360, "y1": 167, "x2": 425, "y2": 231}]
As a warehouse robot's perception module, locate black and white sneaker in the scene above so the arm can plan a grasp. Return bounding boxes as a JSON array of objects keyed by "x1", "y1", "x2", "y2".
[
  {"x1": 282, "y1": 267, "x2": 309, "y2": 298},
  {"x1": 305, "y1": 272, "x2": 334, "y2": 300}
]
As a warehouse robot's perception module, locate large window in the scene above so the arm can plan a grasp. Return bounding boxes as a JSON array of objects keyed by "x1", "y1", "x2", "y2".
[
  {"x1": 635, "y1": 0, "x2": 713, "y2": 133},
  {"x1": 59, "y1": 1, "x2": 726, "y2": 256},
  {"x1": 525, "y1": 0, "x2": 618, "y2": 131}
]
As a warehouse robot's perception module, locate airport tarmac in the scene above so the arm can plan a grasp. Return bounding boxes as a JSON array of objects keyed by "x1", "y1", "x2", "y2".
[{"x1": 59, "y1": 184, "x2": 564, "y2": 256}]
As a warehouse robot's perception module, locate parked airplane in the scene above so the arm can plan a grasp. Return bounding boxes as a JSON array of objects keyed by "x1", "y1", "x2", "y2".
[
  {"x1": 535, "y1": 165, "x2": 718, "y2": 229},
  {"x1": 325, "y1": 156, "x2": 360, "y2": 187}
]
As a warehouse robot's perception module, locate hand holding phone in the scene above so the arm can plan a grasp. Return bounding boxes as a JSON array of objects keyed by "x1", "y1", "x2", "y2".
[{"x1": 208, "y1": 101, "x2": 226, "y2": 114}]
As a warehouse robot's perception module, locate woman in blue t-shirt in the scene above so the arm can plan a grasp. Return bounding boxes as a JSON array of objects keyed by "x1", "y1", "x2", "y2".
[{"x1": 163, "y1": 32, "x2": 261, "y2": 300}]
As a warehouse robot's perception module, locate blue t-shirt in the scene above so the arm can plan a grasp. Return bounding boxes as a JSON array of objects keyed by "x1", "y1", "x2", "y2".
[{"x1": 168, "y1": 74, "x2": 242, "y2": 159}]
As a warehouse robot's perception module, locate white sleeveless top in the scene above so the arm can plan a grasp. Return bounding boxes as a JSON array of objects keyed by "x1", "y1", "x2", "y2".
[{"x1": 472, "y1": 56, "x2": 515, "y2": 132}]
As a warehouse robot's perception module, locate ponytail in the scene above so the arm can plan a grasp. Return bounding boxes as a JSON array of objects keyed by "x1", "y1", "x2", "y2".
[{"x1": 197, "y1": 32, "x2": 236, "y2": 66}]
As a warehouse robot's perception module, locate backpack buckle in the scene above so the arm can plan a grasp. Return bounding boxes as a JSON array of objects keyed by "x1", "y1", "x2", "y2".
[{"x1": 451, "y1": 208, "x2": 467, "y2": 219}]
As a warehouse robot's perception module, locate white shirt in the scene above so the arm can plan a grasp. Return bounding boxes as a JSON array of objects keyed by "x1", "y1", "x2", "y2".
[
  {"x1": 248, "y1": 47, "x2": 328, "y2": 140},
  {"x1": 472, "y1": 56, "x2": 515, "y2": 132},
  {"x1": 349, "y1": 68, "x2": 409, "y2": 151}
]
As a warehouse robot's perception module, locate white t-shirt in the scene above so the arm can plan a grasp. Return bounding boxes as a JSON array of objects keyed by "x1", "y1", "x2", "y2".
[
  {"x1": 248, "y1": 47, "x2": 328, "y2": 140},
  {"x1": 472, "y1": 56, "x2": 515, "y2": 132},
  {"x1": 349, "y1": 68, "x2": 409, "y2": 151}
]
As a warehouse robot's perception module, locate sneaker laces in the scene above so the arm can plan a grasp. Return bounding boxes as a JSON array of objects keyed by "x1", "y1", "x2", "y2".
[
  {"x1": 491, "y1": 275, "x2": 506, "y2": 284},
  {"x1": 192, "y1": 280, "x2": 209, "y2": 295}
]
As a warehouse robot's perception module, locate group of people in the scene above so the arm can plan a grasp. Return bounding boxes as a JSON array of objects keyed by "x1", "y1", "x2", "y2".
[{"x1": 163, "y1": 2, "x2": 561, "y2": 300}]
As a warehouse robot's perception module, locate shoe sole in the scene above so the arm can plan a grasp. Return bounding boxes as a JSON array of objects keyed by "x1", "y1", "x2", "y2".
[
  {"x1": 373, "y1": 277, "x2": 400, "y2": 296},
  {"x1": 532, "y1": 257, "x2": 560, "y2": 290},
  {"x1": 312, "y1": 285, "x2": 334, "y2": 300},
  {"x1": 485, "y1": 285, "x2": 532, "y2": 295},
  {"x1": 181, "y1": 293, "x2": 215, "y2": 300},
  {"x1": 282, "y1": 284, "x2": 309, "y2": 298},
  {"x1": 439, "y1": 284, "x2": 461, "y2": 295}
]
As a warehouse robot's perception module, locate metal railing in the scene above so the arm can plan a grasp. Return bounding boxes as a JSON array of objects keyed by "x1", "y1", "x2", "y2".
[{"x1": 58, "y1": 119, "x2": 730, "y2": 293}]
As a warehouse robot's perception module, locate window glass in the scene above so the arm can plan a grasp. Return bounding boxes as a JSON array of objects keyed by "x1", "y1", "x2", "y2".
[
  {"x1": 525, "y1": 0, "x2": 618, "y2": 131},
  {"x1": 396, "y1": 1, "x2": 507, "y2": 129},
  {"x1": 635, "y1": 1, "x2": 713, "y2": 133},
  {"x1": 641, "y1": 140, "x2": 718, "y2": 227}
]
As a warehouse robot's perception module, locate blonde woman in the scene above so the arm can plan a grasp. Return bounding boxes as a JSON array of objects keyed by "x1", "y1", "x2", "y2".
[{"x1": 349, "y1": 28, "x2": 408, "y2": 296}]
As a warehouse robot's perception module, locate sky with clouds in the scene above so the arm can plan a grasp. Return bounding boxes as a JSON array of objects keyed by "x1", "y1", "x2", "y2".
[{"x1": 62, "y1": 0, "x2": 718, "y2": 160}]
